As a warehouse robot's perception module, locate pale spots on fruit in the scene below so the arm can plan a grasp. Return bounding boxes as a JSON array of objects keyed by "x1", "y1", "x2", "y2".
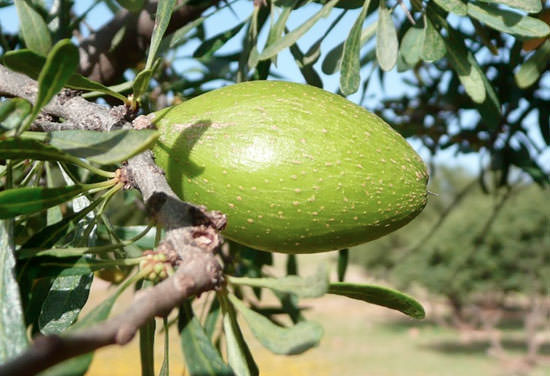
[
  {"x1": 293, "y1": 201, "x2": 300, "y2": 206},
  {"x1": 228, "y1": 203, "x2": 235, "y2": 208},
  {"x1": 294, "y1": 188, "x2": 301, "y2": 193},
  {"x1": 247, "y1": 218, "x2": 254, "y2": 223},
  {"x1": 251, "y1": 186, "x2": 257, "y2": 190},
  {"x1": 236, "y1": 196, "x2": 242, "y2": 201},
  {"x1": 291, "y1": 175, "x2": 298, "y2": 180}
]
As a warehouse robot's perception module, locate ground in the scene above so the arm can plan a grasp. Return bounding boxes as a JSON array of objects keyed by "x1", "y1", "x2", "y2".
[{"x1": 84, "y1": 254, "x2": 550, "y2": 376}]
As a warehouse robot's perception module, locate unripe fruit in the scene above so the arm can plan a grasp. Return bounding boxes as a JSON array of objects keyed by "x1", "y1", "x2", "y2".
[{"x1": 152, "y1": 81, "x2": 428, "y2": 253}]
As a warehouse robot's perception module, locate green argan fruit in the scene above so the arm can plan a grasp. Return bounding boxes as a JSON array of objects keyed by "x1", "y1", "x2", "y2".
[{"x1": 152, "y1": 81, "x2": 428, "y2": 253}]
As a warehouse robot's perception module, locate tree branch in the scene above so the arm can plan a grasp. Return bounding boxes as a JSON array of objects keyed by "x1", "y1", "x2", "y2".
[
  {"x1": 79, "y1": 0, "x2": 220, "y2": 85},
  {"x1": 0, "y1": 66, "x2": 226, "y2": 375}
]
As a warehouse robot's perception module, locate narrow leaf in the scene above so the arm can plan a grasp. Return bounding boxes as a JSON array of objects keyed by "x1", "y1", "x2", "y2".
[
  {"x1": 159, "y1": 17, "x2": 206, "y2": 53},
  {"x1": 194, "y1": 21, "x2": 247, "y2": 58},
  {"x1": 421, "y1": 15, "x2": 446, "y2": 62},
  {"x1": 258, "y1": 0, "x2": 339, "y2": 61},
  {"x1": 23, "y1": 129, "x2": 159, "y2": 165},
  {"x1": 337, "y1": 249, "x2": 349, "y2": 282},
  {"x1": 228, "y1": 264, "x2": 329, "y2": 298},
  {"x1": 139, "y1": 282, "x2": 156, "y2": 376},
  {"x1": 145, "y1": 0, "x2": 176, "y2": 69},
  {"x1": 432, "y1": 0, "x2": 467, "y2": 16},
  {"x1": 40, "y1": 275, "x2": 133, "y2": 376},
  {"x1": 322, "y1": 21, "x2": 376, "y2": 75},
  {"x1": 0, "y1": 98, "x2": 31, "y2": 132},
  {"x1": 30, "y1": 39, "x2": 79, "y2": 127},
  {"x1": 178, "y1": 301, "x2": 235, "y2": 376},
  {"x1": 116, "y1": 0, "x2": 144, "y2": 11},
  {"x1": 289, "y1": 43, "x2": 323, "y2": 88},
  {"x1": 515, "y1": 39, "x2": 550, "y2": 88},
  {"x1": 38, "y1": 270, "x2": 93, "y2": 335},
  {"x1": 445, "y1": 28, "x2": 486, "y2": 103},
  {"x1": 400, "y1": 26, "x2": 424, "y2": 66},
  {"x1": 159, "y1": 317, "x2": 169, "y2": 376},
  {"x1": 133, "y1": 69, "x2": 153, "y2": 99},
  {"x1": 328, "y1": 282, "x2": 425, "y2": 319},
  {"x1": 376, "y1": 1, "x2": 398, "y2": 71},
  {"x1": 340, "y1": 0, "x2": 370, "y2": 95},
  {"x1": 221, "y1": 295, "x2": 258, "y2": 376},
  {"x1": 2, "y1": 49, "x2": 127, "y2": 102},
  {"x1": 467, "y1": 2, "x2": 550, "y2": 38},
  {"x1": 0, "y1": 219, "x2": 28, "y2": 361},
  {"x1": 14, "y1": 0, "x2": 52, "y2": 55},
  {"x1": 477, "y1": 0, "x2": 541, "y2": 13},
  {"x1": 264, "y1": 2, "x2": 297, "y2": 65},
  {"x1": 229, "y1": 294, "x2": 323, "y2": 355},
  {"x1": 0, "y1": 185, "x2": 86, "y2": 219}
]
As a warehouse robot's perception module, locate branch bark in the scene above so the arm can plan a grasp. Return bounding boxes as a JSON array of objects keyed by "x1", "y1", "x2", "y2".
[
  {"x1": 79, "y1": 0, "x2": 219, "y2": 85},
  {"x1": 0, "y1": 65, "x2": 226, "y2": 375}
]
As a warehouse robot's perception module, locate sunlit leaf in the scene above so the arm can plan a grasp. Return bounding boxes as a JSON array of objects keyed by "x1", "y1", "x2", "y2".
[
  {"x1": 194, "y1": 20, "x2": 247, "y2": 58},
  {"x1": 22, "y1": 129, "x2": 159, "y2": 165},
  {"x1": 228, "y1": 294, "x2": 323, "y2": 355},
  {"x1": 0, "y1": 185, "x2": 88, "y2": 219},
  {"x1": 0, "y1": 98, "x2": 31, "y2": 133},
  {"x1": 477, "y1": 0, "x2": 541, "y2": 13},
  {"x1": 328, "y1": 282, "x2": 426, "y2": 319},
  {"x1": 258, "y1": 0, "x2": 339, "y2": 61},
  {"x1": 376, "y1": 1, "x2": 398, "y2": 71},
  {"x1": 467, "y1": 2, "x2": 550, "y2": 38},
  {"x1": 228, "y1": 264, "x2": 329, "y2": 298},
  {"x1": 179, "y1": 301, "x2": 235, "y2": 376},
  {"x1": 422, "y1": 15, "x2": 446, "y2": 62},
  {"x1": 400, "y1": 26, "x2": 424, "y2": 66},
  {"x1": 30, "y1": 39, "x2": 79, "y2": 126},
  {"x1": 340, "y1": 0, "x2": 370, "y2": 95},
  {"x1": 0, "y1": 219, "x2": 28, "y2": 362},
  {"x1": 515, "y1": 40, "x2": 550, "y2": 88},
  {"x1": 432, "y1": 0, "x2": 467, "y2": 16},
  {"x1": 14, "y1": 0, "x2": 52, "y2": 55},
  {"x1": 145, "y1": 0, "x2": 176, "y2": 69}
]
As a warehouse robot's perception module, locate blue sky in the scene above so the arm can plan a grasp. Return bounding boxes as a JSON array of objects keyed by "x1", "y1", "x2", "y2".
[{"x1": 1, "y1": 1, "x2": 547, "y2": 176}]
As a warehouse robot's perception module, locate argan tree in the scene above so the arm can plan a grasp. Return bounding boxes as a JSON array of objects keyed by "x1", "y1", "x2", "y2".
[{"x1": 0, "y1": 0, "x2": 548, "y2": 375}]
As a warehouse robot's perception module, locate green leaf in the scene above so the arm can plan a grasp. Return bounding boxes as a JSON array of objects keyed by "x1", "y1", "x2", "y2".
[
  {"x1": 264, "y1": 2, "x2": 297, "y2": 65},
  {"x1": 228, "y1": 294, "x2": 323, "y2": 355},
  {"x1": 322, "y1": 21, "x2": 377, "y2": 75},
  {"x1": 23, "y1": 129, "x2": 159, "y2": 165},
  {"x1": 515, "y1": 40, "x2": 550, "y2": 88},
  {"x1": 289, "y1": 43, "x2": 323, "y2": 88},
  {"x1": 221, "y1": 295, "x2": 258, "y2": 376},
  {"x1": 133, "y1": 69, "x2": 153, "y2": 99},
  {"x1": 139, "y1": 280, "x2": 156, "y2": 376},
  {"x1": 158, "y1": 17, "x2": 206, "y2": 54},
  {"x1": 0, "y1": 219, "x2": 28, "y2": 362},
  {"x1": 467, "y1": 2, "x2": 550, "y2": 38},
  {"x1": 376, "y1": 1, "x2": 398, "y2": 71},
  {"x1": 159, "y1": 317, "x2": 170, "y2": 376},
  {"x1": 2, "y1": 49, "x2": 128, "y2": 102},
  {"x1": 29, "y1": 39, "x2": 79, "y2": 129},
  {"x1": 477, "y1": 0, "x2": 541, "y2": 13},
  {"x1": 38, "y1": 269, "x2": 93, "y2": 335},
  {"x1": 328, "y1": 282, "x2": 426, "y2": 319},
  {"x1": 422, "y1": 15, "x2": 446, "y2": 62},
  {"x1": 340, "y1": 0, "x2": 370, "y2": 95},
  {"x1": 432, "y1": 0, "x2": 467, "y2": 16},
  {"x1": 228, "y1": 264, "x2": 329, "y2": 298},
  {"x1": 0, "y1": 185, "x2": 87, "y2": 219},
  {"x1": 0, "y1": 98, "x2": 31, "y2": 133},
  {"x1": 178, "y1": 301, "x2": 235, "y2": 376},
  {"x1": 337, "y1": 249, "x2": 349, "y2": 282},
  {"x1": 194, "y1": 20, "x2": 247, "y2": 59},
  {"x1": 400, "y1": 26, "x2": 424, "y2": 66},
  {"x1": 40, "y1": 274, "x2": 134, "y2": 376},
  {"x1": 116, "y1": 0, "x2": 144, "y2": 11},
  {"x1": 538, "y1": 106, "x2": 550, "y2": 146},
  {"x1": 258, "y1": 0, "x2": 339, "y2": 61},
  {"x1": 14, "y1": 0, "x2": 52, "y2": 56},
  {"x1": 204, "y1": 298, "x2": 221, "y2": 340},
  {"x1": 145, "y1": 0, "x2": 176, "y2": 69},
  {"x1": 445, "y1": 28, "x2": 486, "y2": 103}
]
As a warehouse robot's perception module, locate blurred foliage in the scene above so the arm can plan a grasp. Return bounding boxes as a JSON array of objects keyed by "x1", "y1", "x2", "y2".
[{"x1": 352, "y1": 166, "x2": 550, "y2": 316}]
